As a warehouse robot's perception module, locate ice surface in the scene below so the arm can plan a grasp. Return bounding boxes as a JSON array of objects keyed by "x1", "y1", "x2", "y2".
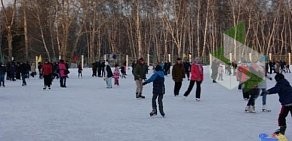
[{"x1": 0, "y1": 66, "x2": 291, "y2": 141}]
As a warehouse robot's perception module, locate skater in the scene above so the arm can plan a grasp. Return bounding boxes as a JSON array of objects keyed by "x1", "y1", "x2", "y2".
[
  {"x1": 211, "y1": 59, "x2": 219, "y2": 83},
  {"x1": 113, "y1": 64, "x2": 120, "y2": 86},
  {"x1": 0, "y1": 63, "x2": 6, "y2": 87},
  {"x1": 133, "y1": 58, "x2": 147, "y2": 98},
  {"x1": 42, "y1": 60, "x2": 53, "y2": 90},
  {"x1": 244, "y1": 63, "x2": 261, "y2": 113},
  {"x1": 104, "y1": 62, "x2": 113, "y2": 88},
  {"x1": 38, "y1": 62, "x2": 43, "y2": 79},
  {"x1": 286, "y1": 64, "x2": 291, "y2": 73},
  {"x1": 120, "y1": 62, "x2": 127, "y2": 78},
  {"x1": 30, "y1": 63, "x2": 36, "y2": 77},
  {"x1": 143, "y1": 65, "x2": 165, "y2": 117},
  {"x1": 217, "y1": 64, "x2": 224, "y2": 81},
  {"x1": 183, "y1": 57, "x2": 204, "y2": 101},
  {"x1": 20, "y1": 62, "x2": 29, "y2": 86},
  {"x1": 78, "y1": 64, "x2": 82, "y2": 78},
  {"x1": 237, "y1": 62, "x2": 249, "y2": 100},
  {"x1": 183, "y1": 59, "x2": 191, "y2": 80},
  {"x1": 264, "y1": 73, "x2": 292, "y2": 135},
  {"x1": 92, "y1": 62, "x2": 97, "y2": 77},
  {"x1": 257, "y1": 57, "x2": 273, "y2": 112},
  {"x1": 172, "y1": 58, "x2": 185, "y2": 96},
  {"x1": 58, "y1": 60, "x2": 68, "y2": 88},
  {"x1": 163, "y1": 61, "x2": 171, "y2": 76}
]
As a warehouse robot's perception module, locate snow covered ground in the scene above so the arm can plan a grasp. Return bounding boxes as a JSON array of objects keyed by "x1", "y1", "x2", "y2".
[{"x1": 0, "y1": 66, "x2": 291, "y2": 141}]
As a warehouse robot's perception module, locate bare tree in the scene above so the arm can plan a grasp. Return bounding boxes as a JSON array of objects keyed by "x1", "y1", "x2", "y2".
[{"x1": 1, "y1": 0, "x2": 17, "y2": 61}]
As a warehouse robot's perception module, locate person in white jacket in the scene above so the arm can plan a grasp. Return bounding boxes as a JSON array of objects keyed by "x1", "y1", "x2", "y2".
[{"x1": 257, "y1": 57, "x2": 272, "y2": 112}]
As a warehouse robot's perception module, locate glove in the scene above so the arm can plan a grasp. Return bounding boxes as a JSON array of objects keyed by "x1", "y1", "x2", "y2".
[{"x1": 142, "y1": 82, "x2": 148, "y2": 85}]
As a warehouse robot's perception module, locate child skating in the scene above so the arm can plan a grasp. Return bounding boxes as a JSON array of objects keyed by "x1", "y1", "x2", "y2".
[
  {"x1": 143, "y1": 65, "x2": 165, "y2": 117},
  {"x1": 264, "y1": 73, "x2": 292, "y2": 135}
]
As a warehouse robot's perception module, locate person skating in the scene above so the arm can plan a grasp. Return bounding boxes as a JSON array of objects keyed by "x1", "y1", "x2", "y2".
[
  {"x1": 143, "y1": 65, "x2": 165, "y2": 117},
  {"x1": 20, "y1": 62, "x2": 29, "y2": 86},
  {"x1": 104, "y1": 61, "x2": 113, "y2": 88},
  {"x1": 78, "y1": 64, "x2": 82, "y2": 78},
  {"x1": 120, "y1": 63, "x2": 127, "y2": 78},
  {"x1": 113, "y1": 64, "x2": 120, "y2": 86},
  {"x1": 183, "y1": 57, "x2": 204, "y2": 101},
  {"x1": 0, "y1": 63, "x2": 6, "y2": 87},
  {"x1": 133, "y1": 58, "x2": 147, "y2": 99},
  {"x1": 211, "y1": 60, "x2": 219, "y2": 83},
  {"x1": 58, "y1": 60, "x2": 68, "y2": 88},
  {"x1": 172, "y1": 58, "x2": 185, "y2": 96},
  {"x1": 42, "y1": 60, "x2": 53, "y2": 90},
  {"x1": 263, "y1": 73, "x2": 292, "y2": 135},
  {"x1": 183, "y1": 59, "x2": 191, "y2": 80},
  {"x1": 257, "y1": 57, "x2": 273, "y2": 112},
  {"x1": 237, "y1": 62, "x2": 249, "y2": 100},
  {"x1": 243, "y1": 63, "x2": 261, "y2": 113}
]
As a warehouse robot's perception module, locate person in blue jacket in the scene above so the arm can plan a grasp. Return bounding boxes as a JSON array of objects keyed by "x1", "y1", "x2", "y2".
[
  {"x1": 264, "y1": 73, "x2": 292, "y2": 135},
  {"x1": 143, "y1": 65, "x2": 165, "y2": 117}
]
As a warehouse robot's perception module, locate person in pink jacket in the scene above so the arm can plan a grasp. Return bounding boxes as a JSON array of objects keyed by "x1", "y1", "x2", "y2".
[
  {"x1": 58, "y1": 60, "x2": 68, "y2": 88},
  {"x1": 183, "y1": 57, "x2": 204, "y2": 101}
]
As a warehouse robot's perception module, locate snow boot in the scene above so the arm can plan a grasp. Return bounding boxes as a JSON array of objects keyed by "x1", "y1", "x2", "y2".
[{"x1": 150, "y1": 109, "x2": 157, "y2": 117}]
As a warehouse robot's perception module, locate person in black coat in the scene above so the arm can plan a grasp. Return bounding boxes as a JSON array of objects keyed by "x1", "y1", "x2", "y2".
[
  {"x1": 0, "y1": 63, "x2": 6, "y2": 87},
  {"x1": 143, "y1": 65, "x2": 165, "y2": 117},
  {"x1": 172, "y1": 58, "x2": 185, "y2": 96},
  {"x1": 20, "y1": 62, "x2": 29, "y2": 86},
  {"x1": 183, "y1": 60, "x2": 191, "y2": 80},
  {"x1": 264, "y1": 73, "x2": 292, "y2": 135}
]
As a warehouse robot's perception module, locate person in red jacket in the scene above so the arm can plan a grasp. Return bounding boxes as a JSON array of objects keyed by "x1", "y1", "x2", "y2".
[
  {"x1": 42, "y1": 60, "x2": 53, "y2": 90},
  {"x1": 183, "y1": 57, "x2": 204, "y2": 101}
]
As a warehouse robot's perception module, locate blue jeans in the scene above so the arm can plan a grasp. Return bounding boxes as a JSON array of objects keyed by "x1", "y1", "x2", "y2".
[
  {"x1": 260, "y1": 88, "x2": 267, "y2": 105},
  {"x1": 105, "y1": 77, "x2": 112, "y2": 88},
  {"x1": 22, "y1": 74, "x2": 27, "y2": 85}
]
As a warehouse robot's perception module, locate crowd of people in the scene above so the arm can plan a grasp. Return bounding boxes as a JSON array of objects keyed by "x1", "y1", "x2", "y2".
[
  {"x1": 0, "y1": 56, "x2": 291, "y2": 136},
  {"x1": 0, "y1": 59, "x2": 70, "y2": 89}
]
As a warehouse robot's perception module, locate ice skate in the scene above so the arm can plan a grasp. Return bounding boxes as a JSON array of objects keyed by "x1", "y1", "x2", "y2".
[
  {"x1": 149, "y1": 109, "x2": 157, "y2": 117},
  {"x1": 248, "y1": 106, "x2": 256, "y2": 113},
  {"x1": 245, "y1": 106, "x2": 250, "y2": 112},
  {"x1": 274, "y1": 126, "x2": 286, "y2": 135},
  {"x1": 262, "y1": 105, "x2": 271, "y2": 112}
]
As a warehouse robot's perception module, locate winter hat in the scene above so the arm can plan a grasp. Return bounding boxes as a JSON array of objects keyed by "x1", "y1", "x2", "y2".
[
  {"x1": 139, "y1": 58, "x2": 144, "y2": 61},
  {"x1": 155, "y1": 65, "x2": 162, "y2": 71},
  {"x1": 193, "y1": 57, "x2": 201, "y2": 63},
  {"x1": 275, "y1": 73, "x2": 285, "y2": 82}
]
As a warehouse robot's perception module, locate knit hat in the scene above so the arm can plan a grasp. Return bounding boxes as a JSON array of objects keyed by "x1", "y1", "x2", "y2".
[
  {"x1": 275, "y1": 73, "x2": 284, "y2": 82},
  {"x1": 155, "y1": 65, "x2": 162, "y2": 71}
]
